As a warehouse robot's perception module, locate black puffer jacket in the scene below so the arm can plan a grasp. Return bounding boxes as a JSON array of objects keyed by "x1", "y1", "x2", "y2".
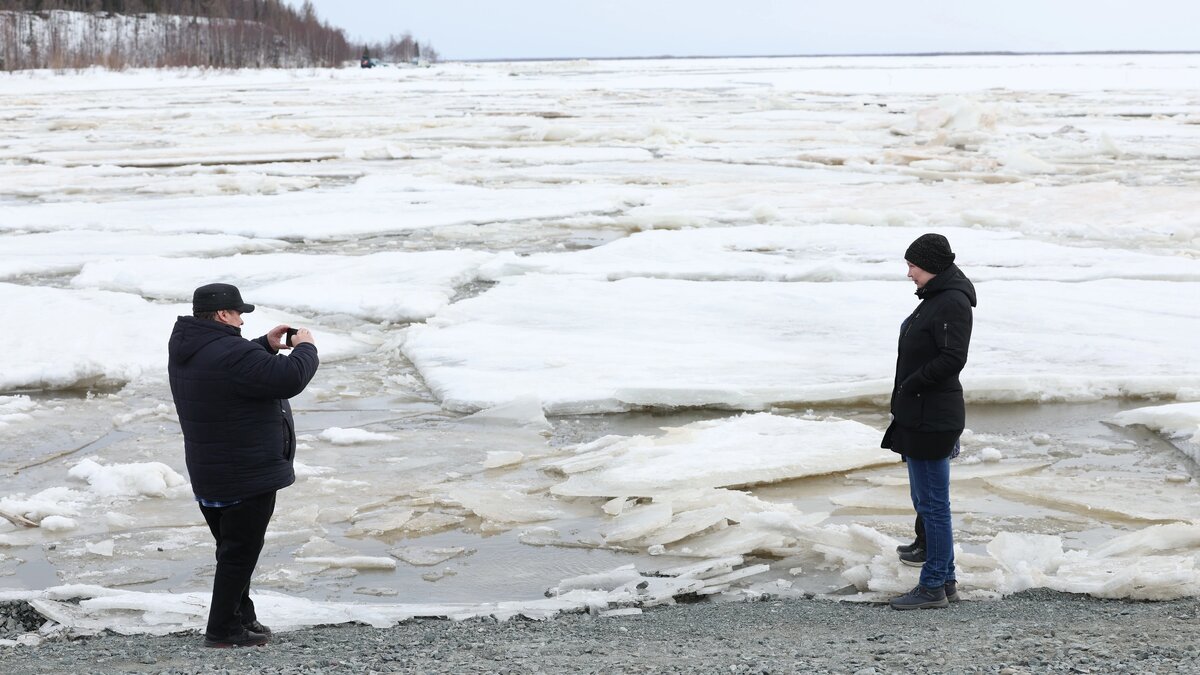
[
  {"x1": 168, "y1": 316, "x2": 319, "y2": 502},
  {"x1": 884, "y1": 264, "x2": 976, "y2": 458}
]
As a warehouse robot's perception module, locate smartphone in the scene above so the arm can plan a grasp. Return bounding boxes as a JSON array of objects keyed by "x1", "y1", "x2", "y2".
[{"x1": 286, "y1": 327, "x2": 299, "y2": 347}]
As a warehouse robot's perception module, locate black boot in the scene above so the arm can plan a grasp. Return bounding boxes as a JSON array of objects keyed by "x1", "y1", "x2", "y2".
[
  {"x1": 896, "y1": 515, "x2": 925, "y2": 555},
  {"x1": 889, "y1": 584, "x2": 948, "y2": 610},
  {"x1": 944, "y1": 579, "x2": 960, "y2": 603},
  {"x1": 899, "y1": 548, "x2": 926, "y2": 567},
  {"x1": 203, "y1": 626, "x2": 268, "y2": 648}
]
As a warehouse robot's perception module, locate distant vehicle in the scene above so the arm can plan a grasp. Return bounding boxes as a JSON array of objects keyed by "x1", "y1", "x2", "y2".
[{"x1": 360, "y1": 57, "x2": 382, "y2": 68}]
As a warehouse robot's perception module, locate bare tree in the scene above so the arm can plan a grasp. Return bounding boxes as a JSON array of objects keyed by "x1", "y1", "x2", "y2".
[{"x1": 0, "y1": 0, "x2": 411, "y2": 70}]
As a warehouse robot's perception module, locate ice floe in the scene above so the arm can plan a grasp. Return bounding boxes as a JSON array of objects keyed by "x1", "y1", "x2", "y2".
[
  {"x1": 1112, "y1": 401, "x2": 1200, "y2": 444},
  {"x1": 404, "y1": 275, "x2": 1200, "y2": 413},
  {"x1": 0, "y1": 283, "x2": 369, "y2": 391},
  {"x1": 72, "y1": 249, "x2": 496, "y2": 323},
  {"x1": 548, "y1": 414, "x2": 893, "y2": 496},
  {"x1": 0, "y1": 231, "x2": 284, "y2": 281}
]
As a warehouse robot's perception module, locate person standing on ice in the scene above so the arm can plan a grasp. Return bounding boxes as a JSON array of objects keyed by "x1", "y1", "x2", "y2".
[
  {"x1": 881, "y1": 234, "x2": 975, "y2": 610},
  {"x1": 168, "y1": 283, "x2": 319, "y2": 647}
]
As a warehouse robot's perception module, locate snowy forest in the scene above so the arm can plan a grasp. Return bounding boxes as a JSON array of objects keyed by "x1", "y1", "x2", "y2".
[{"x1": 0, "y1": 0, "x2": 438, "y2": 70}]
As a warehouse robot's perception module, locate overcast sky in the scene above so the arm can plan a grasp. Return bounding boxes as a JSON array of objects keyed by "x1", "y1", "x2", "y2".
[{"x1": 290, "y1": 1, "x2": 1200, "y2": 61}]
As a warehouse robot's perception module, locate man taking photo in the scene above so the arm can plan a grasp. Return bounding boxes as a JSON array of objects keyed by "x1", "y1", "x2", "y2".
[{"x1": 168, "y1": 283, "x2": 319, "y2": 648}]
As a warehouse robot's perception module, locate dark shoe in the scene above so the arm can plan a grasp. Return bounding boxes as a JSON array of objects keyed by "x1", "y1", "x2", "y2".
[
  {"x1": 945, "y1": 580, "x2": 959, "y2": 603},
  {"x1": 899, "y1": 548, "x2": 926, "y2": 567},
  {"x1": 890, "y1": 585, "x2": 949, "y2": 610},
  {"x1": 243, "y1": 620, "x2": 272, "y2": 636},
  {"x1": 203, "y1": 628, "x2": 268, "y2": 648},
  {"x1": 895, "y1": 538, "x2": 924, "y2": 555}
]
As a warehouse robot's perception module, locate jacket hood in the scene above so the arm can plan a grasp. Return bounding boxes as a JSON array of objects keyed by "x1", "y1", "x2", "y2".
[
  {"x1": 169, "y1": 316, "x2": 241, "y2": 364},
  {"x1": 916, "y1": 263, "x2": 977, "y2": 307}
]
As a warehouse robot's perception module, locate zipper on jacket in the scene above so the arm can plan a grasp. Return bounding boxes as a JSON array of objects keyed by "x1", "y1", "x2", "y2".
[
  {"x1": 903, "y1": 311, "x2": 920, "y2": 338},
  {"x1": 943, "y1": 322, "x2": 949, "y2": 348}
]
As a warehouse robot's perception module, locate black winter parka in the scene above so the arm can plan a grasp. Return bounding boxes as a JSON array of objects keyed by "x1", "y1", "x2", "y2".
[
  {"x1": 168, "y1": 316, "x2": 319, "y2": 502},
  {"x1": 883, "y1": 264, "x2": 976, "y2": 459}
]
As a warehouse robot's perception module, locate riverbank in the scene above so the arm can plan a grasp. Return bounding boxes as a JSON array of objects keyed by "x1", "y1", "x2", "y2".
[{"x1": 4, "y1": 590, "x2": 1198, "y2": 674}]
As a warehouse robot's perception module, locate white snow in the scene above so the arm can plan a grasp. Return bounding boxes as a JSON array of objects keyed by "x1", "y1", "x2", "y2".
[
  {"x1": 317, "y1": 428, "x2": 398, "y2": 445},
  {"x1": 0, "y1": 283, "x2": 368, "y2": 391},
  {"x1": 482, "y1": 451, "x2": 525, "y2": 469},
  {"x1": 0, "y1": 557, "x2": 769, "y2": 636},
  {"x1": 404, "y1": 275, "x2": 1200, "y2": 414},
  {"x1": 0, "y1": 395, "x2": 37, "y2": 427},
  {"x1": 37, "y1": 516, "x2": 78, "y2": 532},
  {"x1": 67, "y1": 458, "x2": 187, "y2": 498},
  {"x1": 479, "y1": 224, "x2": 1200, "y2": 284},
  {"x1": 0, "y1": 179, "x2": 637, "y2": 241},
  {"x1": 72, "y1": 249, "x2": 495, "y2": 323},
  {"x1": 0, "y1": 231, "x2": 284, "y2": 281},
  {"x1": 0, "y1": 487, "x2": 89, "y2": 525},
  {"x1": 1112, "y1": 401, "x2": 1200, "y2": 444},
  {"x1": 2, "y1": 55, "x2": 1200, "y2": 631},
  {"x1": 549, "y1": 414, "x2": 893, "y2": 496}
]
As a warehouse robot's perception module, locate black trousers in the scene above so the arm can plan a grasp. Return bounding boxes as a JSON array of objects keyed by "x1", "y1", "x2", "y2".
[{"x1": 199, "y1": 491, "x2": 276, "y2": 637}]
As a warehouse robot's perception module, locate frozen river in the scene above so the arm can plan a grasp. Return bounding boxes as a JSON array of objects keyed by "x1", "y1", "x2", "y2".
[{"x1": 1, "y1": 54, "x2": 1199, "y2": 635}]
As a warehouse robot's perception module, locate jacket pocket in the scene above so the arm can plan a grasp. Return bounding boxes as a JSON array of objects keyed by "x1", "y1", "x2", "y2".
[
  {"x1": 281, "y1": 409, "x2": 294, "y2": 461},
  {"x1": 892, "y1": 387, "x2": 924, "y2": 427},
  {"x1": 922, "y1": 391, "x2": 965, "y2": 431}
]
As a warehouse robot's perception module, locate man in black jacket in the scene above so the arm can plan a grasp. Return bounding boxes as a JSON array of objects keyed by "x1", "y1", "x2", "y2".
[{"x1": 168, "y1": 283, "x2": 319, "y2": 647}]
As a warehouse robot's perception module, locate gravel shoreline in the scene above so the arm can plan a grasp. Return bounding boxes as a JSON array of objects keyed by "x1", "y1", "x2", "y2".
[{"x1": 3, "y1": 590, "x2": 1199, "y2": 674}]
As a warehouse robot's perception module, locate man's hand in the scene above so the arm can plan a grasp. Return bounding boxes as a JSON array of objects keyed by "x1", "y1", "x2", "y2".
[
  {"x1": 266, "y1": 324, "x2": 291, "y2": 350},
  {"x1": 291, "y1": 328, "x2": 315, "y2": 347}
]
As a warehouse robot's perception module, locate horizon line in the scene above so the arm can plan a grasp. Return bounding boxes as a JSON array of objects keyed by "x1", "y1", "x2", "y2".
[{"x1": 455, "y1": 49, "x2": 1200, "y2": 64}]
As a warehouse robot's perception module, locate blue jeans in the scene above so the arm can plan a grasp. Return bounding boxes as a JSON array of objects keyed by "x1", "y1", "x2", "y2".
[{"x1": 906, "y1": 456, "x2": 955, "y2": 588}]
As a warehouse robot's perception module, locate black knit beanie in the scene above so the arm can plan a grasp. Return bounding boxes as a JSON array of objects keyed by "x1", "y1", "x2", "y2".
[{"x1": 905, "y1": 233, "x2": 955, "y2": 274}]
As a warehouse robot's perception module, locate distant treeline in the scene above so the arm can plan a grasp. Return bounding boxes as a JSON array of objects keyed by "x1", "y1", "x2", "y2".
[
  {"x1": 0, "y1": 1, "x2": 438, "y2": 71},
  {"x1": 362, "y1": 32, "x2": 438, "y2": 66}
]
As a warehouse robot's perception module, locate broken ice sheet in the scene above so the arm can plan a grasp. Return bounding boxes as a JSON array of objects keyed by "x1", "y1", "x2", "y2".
[
  {"x1": 84, "y1": 539, "x2": 114, "y2": 556},
  {"x1": 1091, "y1": 523, "x2": 1200, "y2": 558},
  {"x1": 550, "y1": 413, "x2": 893, "y2": 497},
  {"x1": 346, "y1": 508, "x2": 416, "y2": 536},
  {"x1": 829, "y1": 483, "x2": 1005, "y2": 514},
  {"x1": 389, "y1": 546, "x2": 471, "y2": 566},
  {"x1": 421, "y1": 568, "x2": 458, "y2": 582},
  {"x1": 984, "y1": 474, "x2": 1200, "y2": 522},
  {"x1": 67, "y1": 458, "x2": 187, "y2": 498},
  {"x1": 73, "y1": 249, "x2": 495, "y2": 324},
  {"x1": 404, "y1": 274, "x2": 1200, "y2": 414},
  {"x1": 482, "y1": 451, "x2": 526, "y2": 469},
  {"x1": 1111, "y1": 401, "x2": 1200, "y2": 445},
  {"x1": 0, "y1": 283, "x2": 365, "y2": 392},
  {"x1": 478, "y1": 222, "x2": 1200, "y2": 285},
  {"x1": 596, "y1": 487, "x2": 829, "y2": 554},
  {"x1": 848, "y1": 459, "x2": 1052, "y2": 486},
  {"x1": 401, "y1": 512, "x2": 466, "y2": 534},
  {"x1": 983, "y1": 531, "x2": 1200, "y2": 600},
  {"x1": 462, "y1": 396, "x2": 553, "y2": 433},
  {"x1": 317, "y1": 427, "x2": 398, "y2": 445},
  {"x1": 293, "y1": 536, "x2": 397, "y2": 570},
  {"x1": 446, "y1": 487, "x2": 566, "y2": 524},
  {"x1": 601, "y1": 503, "x2": 674, "y2": 544}
]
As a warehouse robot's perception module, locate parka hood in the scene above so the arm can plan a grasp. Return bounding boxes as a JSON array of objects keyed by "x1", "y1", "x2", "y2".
[
  {"x1": 168, "y1": 316, "x2": 241, "y2": 364},
  {"x1": 916, "y1": 263, "x2": 977, "y2": 307}
]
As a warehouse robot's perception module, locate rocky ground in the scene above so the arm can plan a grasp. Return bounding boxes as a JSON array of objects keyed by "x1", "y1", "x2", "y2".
[{"x1": 3, "y1": 590, "x2": 1199, "y2": 674}]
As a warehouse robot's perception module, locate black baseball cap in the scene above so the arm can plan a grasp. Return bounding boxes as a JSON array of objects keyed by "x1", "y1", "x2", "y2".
[{"x1": 192, "y1": 283, "x2": 255, "y2": 314}]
